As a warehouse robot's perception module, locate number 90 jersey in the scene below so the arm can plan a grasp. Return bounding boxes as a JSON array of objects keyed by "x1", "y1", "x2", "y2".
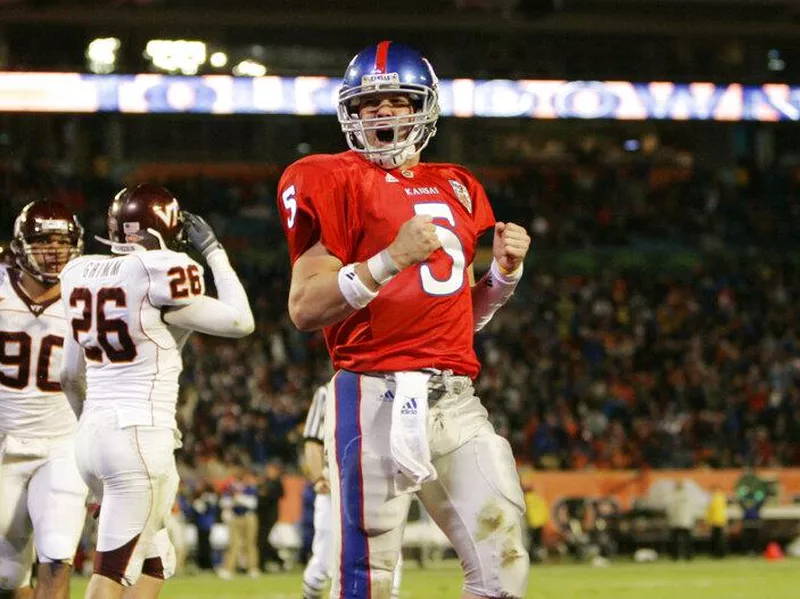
[
  {"x1": 278, "y1": 151, "x2": 495, "y2": 379},
  {"x1": 0, "y1": 265, "x2": 76, "y2": 438},
  {"x1": 59, "y1": 250, "x2": 205, "y2": 429}
]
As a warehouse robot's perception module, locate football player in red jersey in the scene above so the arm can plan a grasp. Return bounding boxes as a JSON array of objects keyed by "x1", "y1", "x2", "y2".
[{"x1": 278, "y1": 42, "x2": 531, "y2": 599}]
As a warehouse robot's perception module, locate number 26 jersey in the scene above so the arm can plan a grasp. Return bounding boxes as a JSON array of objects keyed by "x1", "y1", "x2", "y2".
[
  {"x1": 278, "y1": 151, "x2": 496, "y2": 379},
  {"x1": 59, "y1": 249, "x2": 205, "y2": 429}
]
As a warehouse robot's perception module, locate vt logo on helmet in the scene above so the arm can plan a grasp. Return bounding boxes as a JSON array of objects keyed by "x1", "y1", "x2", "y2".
[
  {"x1": 337, "y1": 41, "x2": 440, "y2": 169},
  {"x1": 100, "y1": 183, "x2": 186, "y2": 253}
]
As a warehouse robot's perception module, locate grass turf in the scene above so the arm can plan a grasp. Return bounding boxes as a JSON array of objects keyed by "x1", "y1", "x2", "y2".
[{"x1": 69, "y1": 557, "x2": 800, "y2": 598}]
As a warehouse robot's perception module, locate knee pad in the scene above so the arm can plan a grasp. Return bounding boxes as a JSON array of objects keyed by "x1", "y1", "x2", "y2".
[
  {"x1": 36, "y1": 534, "x2": 76, "y2": 565},
  {"x1": 0, "y1": 557, "x2": 28, "y2": 590}
]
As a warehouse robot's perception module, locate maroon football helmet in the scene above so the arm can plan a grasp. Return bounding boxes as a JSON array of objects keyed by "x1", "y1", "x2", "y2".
[
  {"x1": 107, "y1": 184, "x2": 185, "y2": 251},
  {"x1": 10, "y1": 200, "x2": 84, "y2": 284}
]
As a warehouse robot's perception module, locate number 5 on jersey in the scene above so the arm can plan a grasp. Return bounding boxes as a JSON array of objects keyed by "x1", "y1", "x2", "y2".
[
  {"x1": 282, "y1": 185, "x2": 297, "y2": 229},
  {"x1": 414, "y1": 203, "x2": 465, "y2": 296}
]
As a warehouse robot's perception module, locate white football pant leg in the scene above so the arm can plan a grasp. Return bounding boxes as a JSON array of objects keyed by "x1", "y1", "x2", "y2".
[
  {"x1": 27, "y1": 434, "x2": 87, "y2": 564},
  {"x1": 0, "y1": 436, "x2": 36, "y2": 590},
  {"x1": 421, "y1": 387, "x2": 529, "y2": 599},
  {"x1": 327, "y1": 371, "x2": 411, "y2": 599},
  {"x1": 75, "y1": 409, "x2": 178, "y2": 586}
]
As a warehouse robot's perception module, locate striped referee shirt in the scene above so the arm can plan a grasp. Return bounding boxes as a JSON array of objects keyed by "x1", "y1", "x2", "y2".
[{"x1": 302, "y1": 385, "x2": 327, "y2": 443}]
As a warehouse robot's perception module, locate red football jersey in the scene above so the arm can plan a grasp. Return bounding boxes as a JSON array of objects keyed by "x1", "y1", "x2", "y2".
[{"x1": 278, "y1": 150, "x2": 495, "y2": 378}]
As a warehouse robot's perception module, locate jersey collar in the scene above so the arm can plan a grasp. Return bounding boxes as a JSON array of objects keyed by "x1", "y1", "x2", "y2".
[{"x1": 9, "y1": 268, "x2": 59, "y2": 317}]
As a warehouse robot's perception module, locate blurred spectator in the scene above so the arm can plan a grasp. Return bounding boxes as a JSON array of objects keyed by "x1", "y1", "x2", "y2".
[
  {"x1": 524, "y1": 484, "x2": 549, "y2": 563},
  {"x1": 257, "y1": 461, "x2": 286, "y2": 572},
  {"x1": 189, "y1": 479, "x2": 219, "y2": 571},
  {"x1": 705, "y1": 485, "x2": 728, "y2": 558},
  {"x1": 666, "y1": 479, "x2": 695, "y2": 561},
  {"x1": 737, "y1": 471, "x2": 769, "y2": 556},
  {"x1": 298, "y1": 481, "x2": 316, "y2": 565},
  {"x1": 218, "y1": 464, "x2": 260, "y2": 579}
]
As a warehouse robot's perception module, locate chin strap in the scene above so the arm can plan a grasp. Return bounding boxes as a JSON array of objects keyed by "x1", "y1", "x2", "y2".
[
  {"x1": 367, "y1": 145, "x2": 418, "y2": 169},
  {"x1": 95, "y1": 227, "x2": 167, "y2": 254},
  {"x1": 94, "y1": 236, "x2": 147, "y2": 254}
]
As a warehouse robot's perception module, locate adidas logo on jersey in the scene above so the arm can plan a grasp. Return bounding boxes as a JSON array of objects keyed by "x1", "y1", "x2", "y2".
[
  {"x1": 385, "y1": 173, "x2": 399, "y2": 183},
  {"x1": 400, "y1": 397, "x2": 418, "y2": 416}
]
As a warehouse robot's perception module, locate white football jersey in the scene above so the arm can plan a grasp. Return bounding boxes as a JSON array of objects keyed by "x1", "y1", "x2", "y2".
[
  {"x1": 0, "y1": 265, "x2": 77, "y2": 438},
  {"x1": 59, "y1": 249, "x2": 206, "y2": 429}
]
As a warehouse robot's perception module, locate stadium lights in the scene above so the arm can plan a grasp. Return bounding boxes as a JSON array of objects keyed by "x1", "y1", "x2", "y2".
[
  {"x1": 86, "y1": 38, "x2": 121, "y2": 75},
  {"x1": 144, "y1": 40, "x2": 207, "y2": 76},
  {"x1": 210, "y1": 52, "x2": 228, "y2": 68},
  {"x1": 232, "y1": 59, "x2": 267, "y2": 77}
]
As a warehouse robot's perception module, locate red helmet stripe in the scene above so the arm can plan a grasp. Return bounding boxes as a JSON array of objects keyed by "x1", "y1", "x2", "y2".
[{"x1": 374, "y1": 41, "x2": 391, "y2": 73}]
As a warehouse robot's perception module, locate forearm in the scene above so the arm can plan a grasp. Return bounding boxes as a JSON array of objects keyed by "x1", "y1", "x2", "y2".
[
  {"x1": 289, "y1": 257, "x2": 378, "y2": 332},
  {"x1": 206, "y1": 249, "x2": 252, "y2": 316},
  {"x1": 304, "y1": 441, "x2": 325, "y2": 482},
  {"x1": 164, "y1": 249, "x2": 255, "y2": 337},
  {"x1": 472, "y1": 259, "x2": 523, "y2": 332}
]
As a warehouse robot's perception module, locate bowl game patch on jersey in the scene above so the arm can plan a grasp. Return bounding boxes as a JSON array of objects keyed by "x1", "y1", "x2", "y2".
[{"x1": 449, "y1": 179, "x2": 472, "y2": 214}]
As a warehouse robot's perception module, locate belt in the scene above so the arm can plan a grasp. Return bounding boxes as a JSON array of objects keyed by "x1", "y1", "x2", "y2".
[{"x1": 357, "y1": 369, "x2": 472, "y2": 402}]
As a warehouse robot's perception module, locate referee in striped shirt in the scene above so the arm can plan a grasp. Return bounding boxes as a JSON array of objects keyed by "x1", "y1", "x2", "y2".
[{"x1": 301, "y1": 385, "x2": 332, "y2": 599}]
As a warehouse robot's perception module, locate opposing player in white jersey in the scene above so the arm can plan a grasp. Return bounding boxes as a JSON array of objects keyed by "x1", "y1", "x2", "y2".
[
  {"x1": 58, "y1": 184, "x2": 255, "y2": 599},
  {"x1": 0, "y1": 201, "x2": 89, "y2": 599},
  {"x1": 302, "y1": 384, "x2": 402, "y2": 599}
]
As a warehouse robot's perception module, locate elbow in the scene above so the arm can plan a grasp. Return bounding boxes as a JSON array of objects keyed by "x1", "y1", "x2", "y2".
[
  {"x1": 288, "y1": 302, "x2": 317, "y2": 332},
  {"x1": 231, "y1": 311, "x2": 256, "y2": 338},
  {"x1": 288, "y1": 292, "x2": 322, "y2": 332},
  {"x1": 237, "y1": 319, "x2": 256, "y2": 338}
]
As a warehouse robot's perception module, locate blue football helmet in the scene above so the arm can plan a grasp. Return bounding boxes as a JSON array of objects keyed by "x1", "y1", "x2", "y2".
[{"x1": 337, "y1": 41, "x2": 440, "y2": 169}]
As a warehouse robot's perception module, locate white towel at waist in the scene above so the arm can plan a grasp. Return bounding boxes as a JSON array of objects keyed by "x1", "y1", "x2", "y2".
[{"x1": 390, "y1": 371, "x2": 437, "y2": 493}]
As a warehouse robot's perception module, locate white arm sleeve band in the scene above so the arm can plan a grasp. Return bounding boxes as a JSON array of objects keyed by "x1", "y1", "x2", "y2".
[
  {"x1": 163, "y1": 248, "x2": 255, "y2": 337},
  {"x1": 472, "y1": 259, "x2": 523, "y2": 332}
]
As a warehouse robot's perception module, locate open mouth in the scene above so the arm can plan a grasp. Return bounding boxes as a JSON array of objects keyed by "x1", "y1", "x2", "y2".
[{"x1": 375, "y1": 128, "x2": 394, "y2": 143}]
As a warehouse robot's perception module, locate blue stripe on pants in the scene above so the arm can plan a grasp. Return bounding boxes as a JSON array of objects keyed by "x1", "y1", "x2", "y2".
[{"x1": 334, "y1": 371, "x2": 371, "y2": 598}]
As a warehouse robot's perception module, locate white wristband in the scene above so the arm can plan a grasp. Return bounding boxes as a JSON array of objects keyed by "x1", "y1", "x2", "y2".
[
  {"x1": 338, "y1": 264, "x2": 378, "y2": 309},
  {"x1": 366, "y1": 249, "x2": 401, "y2": 285},
  {"x1": 490, "y1": 258, "x2": 523, "y2": 283}
]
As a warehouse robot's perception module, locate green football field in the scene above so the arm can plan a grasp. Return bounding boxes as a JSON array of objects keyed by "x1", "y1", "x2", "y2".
[{"x1": 68, "y1": 557, "x2": 800, "y2": 598}]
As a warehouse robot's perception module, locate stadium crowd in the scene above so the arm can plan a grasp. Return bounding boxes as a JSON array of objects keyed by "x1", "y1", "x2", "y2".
[{"x1": 2, "y1": 138, "x2": 799, "y2": 480}]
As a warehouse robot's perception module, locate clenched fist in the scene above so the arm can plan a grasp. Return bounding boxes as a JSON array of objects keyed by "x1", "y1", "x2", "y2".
[
  {"x1": 493, "y1": 222, "x2": 530, "y2": 274},
  {"x1": 388, "y1": 214, "x2": 443, "y2": 269}
]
